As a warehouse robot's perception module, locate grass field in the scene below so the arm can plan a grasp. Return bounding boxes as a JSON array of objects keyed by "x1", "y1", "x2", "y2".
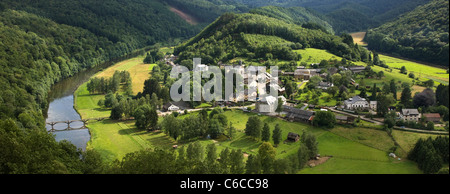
[
  {"x1": 294, "y1": 48, "x2": 343, "y2": 64},
  {"x1": 378, "y1": 54, "x2": 449, "y2": 85},
  {"x1": 75, "y1": 55, "x2": 155, "y2": 119},
  {"x1": 95, "y1": 56, "x2": 156, "y2": 95},
  {"x1": 349, "y1": 32, "x2": 368, "y2": 46}
]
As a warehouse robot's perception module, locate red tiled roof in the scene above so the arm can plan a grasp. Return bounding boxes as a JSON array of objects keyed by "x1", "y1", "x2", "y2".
[{"x1": 424, "y1": 113, "x2": 441, "y2": 118}]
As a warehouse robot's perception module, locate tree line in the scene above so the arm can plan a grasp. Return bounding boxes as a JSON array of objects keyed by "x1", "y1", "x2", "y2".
[
  {"x1": 87, "y1": 71, "x2": 132, "y2": 95},
  {"x1": 408, "y1": 136, "x2": 449, "y2": 174},
  {"x1": 110, "y1": 131, "x2": 319, "y2": 174}
]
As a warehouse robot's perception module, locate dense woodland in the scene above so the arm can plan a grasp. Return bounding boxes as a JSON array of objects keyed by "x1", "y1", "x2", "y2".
[
  {"x1": 0, "y1": 0, "x2": 201, "y2": 174},
  {"x1": 166, "y1": 0, "x2": 432, "y2": 34},
  {"x1": 365, "y1": 0, "x2": 449, "y2": 66}
]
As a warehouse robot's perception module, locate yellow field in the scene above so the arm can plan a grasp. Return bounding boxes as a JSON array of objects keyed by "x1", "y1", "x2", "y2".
[
  {"x1": 95, "y1": 56, "x2": 155, "y2": 94},
  {"x1": 350, "y1": 32, "x2": 368, "y2": 46}
]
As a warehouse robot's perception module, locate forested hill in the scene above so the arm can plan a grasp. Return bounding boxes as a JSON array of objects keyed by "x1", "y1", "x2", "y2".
[
  {"x1": 0, "y1": 0, "x2": 204, "y2": 128},
  {"x1": 365, "y1": 0, "x2": 449, "y2": 66},
  {"x1": 164, "y1": 0, "x2": 432, "y2": 34},
  {"x1": 1, "y1": 0, "x2": 203, "y2": 46},
  {"x1": 174, "y1": 13, "x2": 369, "y2": 68},
  {"x1": 249, "y1": 6, "x2": 334, "y2": 34},
  {"x1": 0, "y1": 0, "x2": 204, "y2": 173}
]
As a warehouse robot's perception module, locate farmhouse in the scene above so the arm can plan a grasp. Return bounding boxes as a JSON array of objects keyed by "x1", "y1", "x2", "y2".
[
  {"x1": 255, "y1": 96, "x2": 286, "y2": 113},
  {"x1": 316, "y1": 82, "x2": 334, "y2": 90},
  {"x1": 369, "y1": 101, "x2": 377, "y2": 111},
  {"x1": 336, "y1": 115, "x2": 356, "y2": 124},
  {"x1": 400, "y1": 109, "x2": 421, "y2": 122},
  {"x1": 287, "y1": 132, "x2": 300, "y2": 142},
  {"x1": 423, "y1": 113, "x2": 441, "y2": 123},
  {"x1": 294, "y1": 69, "x2": 311, "y2": 80},
  {"x1": 283, "y1": 105, "x2": 315, "y2": 123},
  {"x1": 348, "y1": 66, "x2": 366, "y2": 74},
  {"x1": 344, "y1": 96, "x2": 369, "y2": 110},
  {"x1": 164, "y1": 103, "x2": 180, "y2": 112}
]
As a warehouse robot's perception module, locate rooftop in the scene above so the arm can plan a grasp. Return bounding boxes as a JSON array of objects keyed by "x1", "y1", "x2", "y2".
[{"x1": 402, "y1": 109, "x2": 420, "y2": 116}]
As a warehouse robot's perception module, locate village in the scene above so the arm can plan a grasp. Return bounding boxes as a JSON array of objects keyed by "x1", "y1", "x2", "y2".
[{"x1": 162, "y1": 53, "x2": 449, "y2": 137}]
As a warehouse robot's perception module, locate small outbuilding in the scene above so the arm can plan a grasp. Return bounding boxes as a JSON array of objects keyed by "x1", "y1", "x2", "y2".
[
  {"x1": 287, "y1": 132, "x2": 300, "y2": 142},
  {"x1": 423, "y1": 113, "x2": 441, "y2": 123}
]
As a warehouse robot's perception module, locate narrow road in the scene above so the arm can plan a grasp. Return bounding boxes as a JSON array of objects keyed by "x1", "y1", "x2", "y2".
[{"x1": 327, "y1": 107, "x2": 449, "y2": 135}]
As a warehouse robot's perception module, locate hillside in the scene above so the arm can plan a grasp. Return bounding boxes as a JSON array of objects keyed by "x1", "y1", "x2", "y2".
[
  {"x1": 174, "y1": 13, "x2": 370, "y2": 67},
  {"x1": 164, "y1": 0, "x2": 432, "y2": 34},
  {"x1": 1, "y1": 0, "x2": 203, "y2": 46},
  {"x1": 0, "y1": 0, "x2": 205, "y2": 173},
  {"x1": 365, "y1": 0, "x2": 449, "y2": 66},
  {"x1": 249, "y1": 6, "x2": 334, "y2": 34}
]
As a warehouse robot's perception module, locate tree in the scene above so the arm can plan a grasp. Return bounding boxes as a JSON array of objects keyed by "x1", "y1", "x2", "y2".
[
  {"x1": 245, "y1": 154, "x2": 261, "y2": 174},
  {"x1": 370, "y1": 83, "x2": 378, "y2": 101},
  {"x1": 206, "y1": 143, "x2": 217, "y2": 165},
  {"x1": 400, "y1": 66, "x2": 407, "y2": 74},
  {"x1": 312, "y1": 111, "x2": 336, "y2": 128},
  {"x1": 302, "y1": 131, "x2": 319, "y2": 159},
  {"x1": 143, "y1": 78, "x2": 161, "y2": 98},
  {"x1": 186, "y1": 142, "x2": 204, "y2": 162},
  {"x1": 401, "y1": 84, "x2": 413, "y2": 107},
  {"x1": 162, "y1": 114, "x2": 181, "y2": 140},
  {"x1": 426, "y1": 122, "x2": 435, "y2": 131},
  {"x1": 275, "y1": 97, "x2": 284, "y2": 115},
  {"x1": 229, "y1": 149, "x2": 245, "y2": 174},
  {"x1": 272, "y1": 124, "x2": 282, "y2": 146},
  {"x1": 144, "y1": 53, "x2": 154, "y2": 64},
  {"x1": 134, "y1": 105, "x2": 158, "y2": 130},
  {"x1": 436, "y1": 84, "x2": 449, "y2": 108},
  {"x1": 261, "y1": 123, "x2": 271, "y2": 142},
  {"x1": 224, "y1": 122, "x2": 234, "y2": 140},
  {"x1": 208, "y1": 118, "x2": 223, "y2": 139},
  {"x1": 413, "y1": 88, "x2": 436, "y2": 108},
  {"x1": 389, "y1": 79, "x2": 397, "y2": 100},
  {"x1": 245, "y1": 116, "x2": 262, "y2": 139},
  {"x1": 424, "y1": 79, "x2": 434, "y2": 88},
  {"x1": 327, "y1": 86, "x2": 339, "y2": 97},
  {"x1": 297, "y1": 143, "x2": 309, "y2": 169},
  {"x1": 384, "y1": 111, "x2": 396, "y2": 129},
  {"x1": 377, "y1": 94, "x2": 395, "y2": 116},
  {"x1": 258, "y1": 142, "x2": 276, "y2": 174}
]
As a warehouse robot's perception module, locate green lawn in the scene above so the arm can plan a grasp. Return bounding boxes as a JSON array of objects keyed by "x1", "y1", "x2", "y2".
[
  {"x1": 378, "y1": 54, "x2": 449, "y2": 84},
  {"x1": 299, "y1": 157, "x2": 421, "y2": 174},
  {"x1": 294, "y1": 48, "x2": 343, "y2": 65},
  {"x1": 87, "y1": 119, "x2": 175, "y2": 162}
]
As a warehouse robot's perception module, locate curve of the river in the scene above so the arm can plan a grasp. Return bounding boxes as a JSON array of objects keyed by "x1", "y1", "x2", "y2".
[{"x1": 44, "y1": 53, "x2": 142, "y2": 150}]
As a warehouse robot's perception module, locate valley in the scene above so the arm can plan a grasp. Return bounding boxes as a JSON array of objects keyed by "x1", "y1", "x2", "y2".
[{"x1": 0, "y1": 0, "x2": 448, "y2": 176}]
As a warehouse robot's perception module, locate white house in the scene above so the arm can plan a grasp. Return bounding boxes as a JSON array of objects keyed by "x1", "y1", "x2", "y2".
[
  {"x1": 344, "y1": 96, "x2": 369, "y2": 110},
  {"x1": 369, "y1": 101, "x2": 377, "y2": 111},
  {"x1": 194, "y1": 64, "x2": 209, "y2": 72},
  {"x1": 400, "y1": 109, "x2": 421, "y2": 122},
  {"x1": 256, "y1": 96, "x2": 286, "y2": 113}
]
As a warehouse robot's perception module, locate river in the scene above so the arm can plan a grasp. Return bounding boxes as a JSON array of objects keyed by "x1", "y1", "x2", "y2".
[{"x1": 44, "y1": 52, "x2": 143, "y2": 150}]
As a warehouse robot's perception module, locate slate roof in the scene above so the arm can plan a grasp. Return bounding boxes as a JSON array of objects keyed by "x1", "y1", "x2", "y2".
[{"x1": 402, "y1": 109, "x2": 420, "y2": 116}]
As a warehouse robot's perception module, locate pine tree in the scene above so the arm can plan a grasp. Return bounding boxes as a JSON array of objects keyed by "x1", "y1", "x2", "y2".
[
  {"x1": 272, "y1": 124, "x2": 282, "y2": 146},
  {"x1": 261, "y1": 123, "x2": 271, "y2": 142}
]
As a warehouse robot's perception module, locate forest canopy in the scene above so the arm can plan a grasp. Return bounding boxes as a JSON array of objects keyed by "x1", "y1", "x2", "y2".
[{"x1": 365, "y1": 0, "x2": 449, "y2": 66}]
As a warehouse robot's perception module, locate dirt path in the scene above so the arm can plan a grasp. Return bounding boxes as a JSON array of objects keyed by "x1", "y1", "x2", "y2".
[
  {"x1": 308, "y1": 157, "x2": 331, "y2": 167},
  {"x1": 169, "y1": 7, "x2": 199, "y2": 25}
]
